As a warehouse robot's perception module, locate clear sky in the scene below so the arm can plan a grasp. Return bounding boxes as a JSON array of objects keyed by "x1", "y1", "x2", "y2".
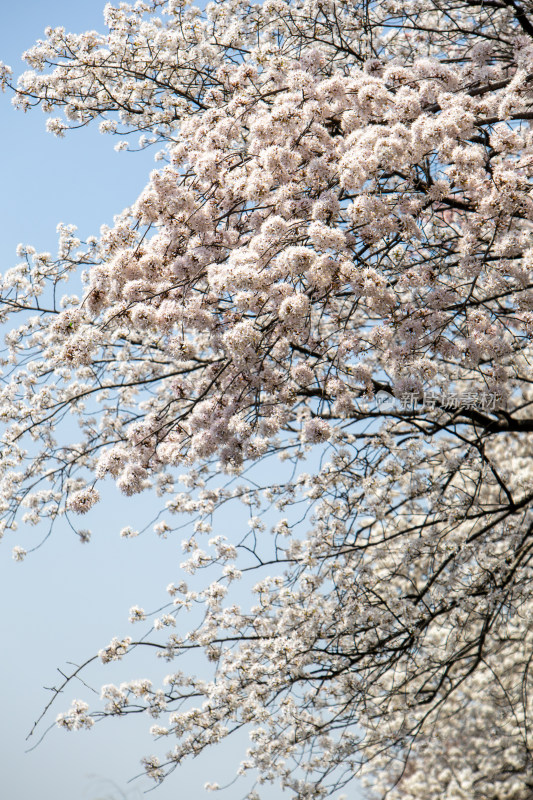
[
  {"x1": 0, "y1": 4, "x2": 364, "y2": 800},
  {"x1": 0, "y1": 3, "x2": 219, "y2": 798}
]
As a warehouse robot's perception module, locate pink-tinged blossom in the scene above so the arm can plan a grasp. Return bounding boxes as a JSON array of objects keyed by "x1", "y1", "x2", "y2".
[
  {"x1": 302, "y1": 418, "x2": 331, "y2": 443},
  {"x1": 67, "y1": 488, "x2": 100, "y2": 514}
]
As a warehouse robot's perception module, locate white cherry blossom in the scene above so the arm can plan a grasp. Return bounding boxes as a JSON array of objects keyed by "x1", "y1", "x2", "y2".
[{"x1": 3, "y1": 0, "x2": 533, "y2": 798}]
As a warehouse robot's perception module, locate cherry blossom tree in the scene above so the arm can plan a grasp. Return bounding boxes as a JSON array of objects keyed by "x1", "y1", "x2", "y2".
[{"x1": 2, "y1": 0, "x2": 533, "y2": 797}]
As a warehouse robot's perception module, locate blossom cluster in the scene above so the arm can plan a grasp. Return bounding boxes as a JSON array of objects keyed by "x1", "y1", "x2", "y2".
[{"x1": 3, "y1": 0, "x2": 533, "y2": 798}]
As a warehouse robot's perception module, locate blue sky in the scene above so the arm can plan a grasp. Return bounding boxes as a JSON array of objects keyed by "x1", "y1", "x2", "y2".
[
  {"x1": 0, "y1": 4, "x2": 364, "y2": 799},
  {"x1": 0, "y1": 3, "x2": 217, "y2": 798}
]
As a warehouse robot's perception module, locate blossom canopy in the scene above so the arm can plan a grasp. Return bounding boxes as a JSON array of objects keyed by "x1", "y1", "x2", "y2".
[{"x1": 3, "y1": 0, "x2": 533, "y2": 798}]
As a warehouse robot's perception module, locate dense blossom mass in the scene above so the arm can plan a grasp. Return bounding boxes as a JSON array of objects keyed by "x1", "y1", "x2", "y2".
[{"x1": 3, "y1": 0, "x2": 533, "y2": 797}]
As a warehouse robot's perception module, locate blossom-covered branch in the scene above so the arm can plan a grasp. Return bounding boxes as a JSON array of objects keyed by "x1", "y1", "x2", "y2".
[{"x1": 3, "y1": 0, "x2": 533, "y2": 797}]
